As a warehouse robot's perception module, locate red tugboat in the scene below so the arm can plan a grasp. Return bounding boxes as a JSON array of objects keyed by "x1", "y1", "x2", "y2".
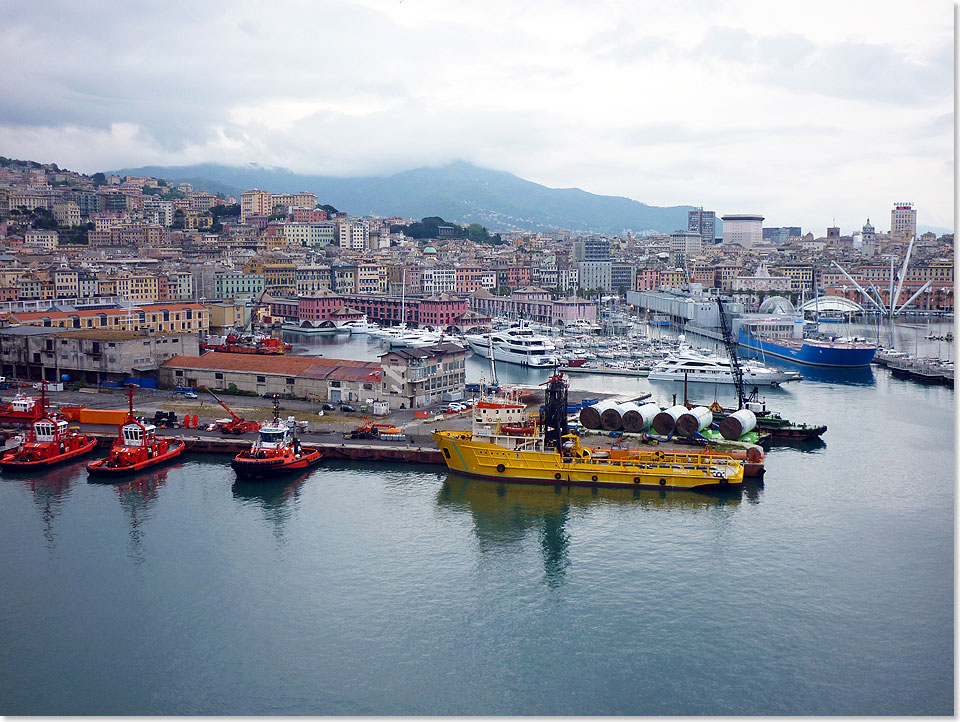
[
  {"x1": 0, "y1": 383, "x2": 98, "y2": 470},
  {"x1": 231, "y1": 397, "x2": 322, "y2": 479},
  {"x1": 86, "y1": 385, "x2": 185, "y2": 477},
  {"x1": 0, "y1": 385, "x2": 49, "y2": 425}
]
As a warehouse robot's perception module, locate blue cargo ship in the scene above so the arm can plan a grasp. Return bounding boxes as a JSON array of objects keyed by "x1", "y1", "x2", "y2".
[{"x1": 738, "y1": 328, "x2": 877, "y2": 367}]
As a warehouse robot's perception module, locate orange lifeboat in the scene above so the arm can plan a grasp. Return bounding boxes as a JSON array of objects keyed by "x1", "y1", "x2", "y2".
[{"x1": 500, "y1": 423, "x2": 536, "y2": 436}]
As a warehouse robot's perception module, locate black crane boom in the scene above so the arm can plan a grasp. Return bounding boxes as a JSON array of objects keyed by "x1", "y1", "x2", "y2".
[{"x1": 716, "y1": 297, "x2": 746, "y2": 408}]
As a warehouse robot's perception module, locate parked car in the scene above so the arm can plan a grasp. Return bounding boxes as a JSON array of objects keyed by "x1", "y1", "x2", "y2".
[
  {"x1": 340, "y1": 404, "x2": 356, "y2": 413},
  {"x1": 321, "y1": 403, "x2": 335, "y2": 411},
  {"x1": 183, "y1": 391, "x2": 198, "y2": 399}
]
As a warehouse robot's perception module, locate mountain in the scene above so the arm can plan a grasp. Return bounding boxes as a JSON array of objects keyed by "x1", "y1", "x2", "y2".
[
  {"x1": 108, "y1": 160, "x2": 701, "y2": 235},
  {"x1": 918, "y1": 225, "x2": 952, "y2": 237}
]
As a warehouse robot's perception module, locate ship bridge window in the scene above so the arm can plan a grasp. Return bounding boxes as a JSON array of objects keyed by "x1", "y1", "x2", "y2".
[
  {"x1": 259, "y1": 430, "x2": 286, "y2": 445},
  {"x1": 122, "y1": 426, "x2": 143, "y2": 446}
]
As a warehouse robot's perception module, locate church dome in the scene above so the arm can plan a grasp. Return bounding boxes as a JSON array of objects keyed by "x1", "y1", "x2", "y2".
[{"x1": 423, "y1": 246, "x2": 437, "y2": 255}]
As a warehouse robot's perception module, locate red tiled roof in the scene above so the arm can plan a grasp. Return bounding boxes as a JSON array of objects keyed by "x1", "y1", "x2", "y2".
[
  {"x1": 163, "y1": 353, "x2": 380, "y2": 376},
  {"x1": 11, "y1": 302, "x2": 206, "y2": 321}
]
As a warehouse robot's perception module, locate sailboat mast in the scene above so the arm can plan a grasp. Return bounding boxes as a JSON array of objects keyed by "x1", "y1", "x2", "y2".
[{"x1": 488, "y1": 327, "x2": 499, "y2": 386}]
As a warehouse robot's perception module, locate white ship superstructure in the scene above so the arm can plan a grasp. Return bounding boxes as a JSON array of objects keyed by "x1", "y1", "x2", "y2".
[
  {"x1": 648, "y1": 350, "x2": 801, "y2": 386},
  {"x1": 465, "y1": 327, "x2": 559, "y2": 367}
]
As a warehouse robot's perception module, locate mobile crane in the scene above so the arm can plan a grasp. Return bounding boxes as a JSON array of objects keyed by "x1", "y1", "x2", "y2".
[{"x1": 200, "y1": 386, "x2": 262, "y2": 434}]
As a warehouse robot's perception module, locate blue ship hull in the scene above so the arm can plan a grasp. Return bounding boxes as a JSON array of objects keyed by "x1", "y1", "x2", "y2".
[{"x1": 738, "y1": 330, "x2": 876, "y2": 368}]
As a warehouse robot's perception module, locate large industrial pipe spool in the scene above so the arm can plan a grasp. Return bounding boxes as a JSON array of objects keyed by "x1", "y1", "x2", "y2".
[
  {"x1": 651, "y1": 405, "x2": 687, "y2": 436},
  {"x1": 579, "y1": 399, "x2": 619, "y2": 430},
  {"x1": 600, "y1": 401, "x2": 638, "y2": 431},
  {"x1": 675, "y1": 406, "x2": 714, "y2": 437},
  {"x1": 719, "y1": 409, "x2": 758, "y2": 441},
  {"x1": 621, "y1": 402, "x2": 661, "y2": 433},
  {"x1": 745, "y1": 445, "x2": 764, "y2": 464}
]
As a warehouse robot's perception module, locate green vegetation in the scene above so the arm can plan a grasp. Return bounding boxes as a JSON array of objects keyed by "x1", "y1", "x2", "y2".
[
  {"x1": 59, "y1": 223, "x2": 93, "y2": 245},
  {"x1": 8, "y1": 207, "x2": 58, "y2": 232},
  {"x1": 210, "y1": 203, "x2": 241, "y2": 218},
  {"x1": 390, "y1": 216, "x2": 501, "y2": 243}
]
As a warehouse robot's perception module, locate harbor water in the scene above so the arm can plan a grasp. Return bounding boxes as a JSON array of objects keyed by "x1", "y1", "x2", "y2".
[{"x1": 0, "y1": 326, "x2": 954, "y2": 715}]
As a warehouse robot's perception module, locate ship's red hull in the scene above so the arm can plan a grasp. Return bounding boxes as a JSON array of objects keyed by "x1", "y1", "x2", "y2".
[
  {"x1": 86, "y1": 439, "x2": 185, "y2": 477},
  {"x1": 0, "y1": 411, "x2": 45, "y2": 425},
  {"x1": 231, "y1": 448, "x2": 322, "y2": 479},
  {"x1": 0, "y1": 437, "x2": 98, "y2": 470}
]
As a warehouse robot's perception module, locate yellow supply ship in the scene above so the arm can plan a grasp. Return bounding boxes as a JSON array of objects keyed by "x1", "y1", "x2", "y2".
[{"x1": 432, "y1": 372, "x2": 743, "y2": 491}]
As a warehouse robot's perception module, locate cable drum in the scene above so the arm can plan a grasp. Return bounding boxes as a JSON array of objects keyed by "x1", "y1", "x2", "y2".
[
  {"x1": 579, "y1": 399, "x2": 619, "y2": 430},
  {"x1": 652, "y1": 405, "x2": 687, "y2": 436},
  {"x1": 600, "y1": 401, "x2": 642, "y2": 431},
  {"x1": 621, "y1": 402, "x2": 661, "y2": 433},
  {"x1": 675, "y1": 406, "x2": 714, "y2": 437},
  {"x1": 719, "y1": 409, "x2": 757, "y2": 440}
]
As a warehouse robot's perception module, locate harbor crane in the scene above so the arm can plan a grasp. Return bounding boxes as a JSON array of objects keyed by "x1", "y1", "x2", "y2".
[
  {"x1": 716, "y1": 297, "x2": 747, "y2": 409},
  {"x1": 830, "y1": 231, "x2": 932, "y2": 317}
]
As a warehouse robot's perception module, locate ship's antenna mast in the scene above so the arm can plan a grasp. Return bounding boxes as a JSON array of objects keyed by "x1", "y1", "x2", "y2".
[{"x1": 716, "y1": 297, "x2": 746, "y2": 409}]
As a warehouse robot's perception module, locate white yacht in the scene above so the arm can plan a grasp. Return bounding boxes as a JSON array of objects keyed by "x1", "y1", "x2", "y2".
[
  {"x1": 464, "y1": 327, "x2": 559, "y2": 367},
  {"x1": 563, "y1": 319, "x2": 602, "y2": 336},
  {"x1": 648, "y1": 350, "x2": 802, "y2": 386},
  {"x1": 339, "y1": 315, "x2": 378, "y2": 335}
]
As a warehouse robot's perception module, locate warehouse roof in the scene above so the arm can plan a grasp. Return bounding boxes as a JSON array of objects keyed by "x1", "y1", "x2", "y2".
[{"x1": 163, "y1": 353, "x2": 379, "y2": 376}]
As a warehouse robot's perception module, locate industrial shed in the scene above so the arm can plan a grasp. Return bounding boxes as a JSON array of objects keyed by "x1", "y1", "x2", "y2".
[{"x1": 160, "y1": 353, "x2": 381, "y2": 404}]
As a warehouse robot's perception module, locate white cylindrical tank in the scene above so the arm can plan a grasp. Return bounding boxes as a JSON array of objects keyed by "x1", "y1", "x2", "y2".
[
  {"x1": 621, "y1": 402, "x2": 661, "y2": 433},
  {"x1": 719, "y1": 409, "x2": 757, "y2": 440},
  {"x1": 675, "y1": 406, "x2": 714, "y2": 437},
  {"x1": 579, "y1": 399, "x2": 619, "y2": 430},
  {"x1": 652, "y1": 404, "x2": 687, "y2": 435}
]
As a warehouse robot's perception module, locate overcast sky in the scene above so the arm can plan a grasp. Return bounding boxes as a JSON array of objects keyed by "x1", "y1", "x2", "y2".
[{"x1": 0, "y1": 0, "x2": 954, "y2": 232}]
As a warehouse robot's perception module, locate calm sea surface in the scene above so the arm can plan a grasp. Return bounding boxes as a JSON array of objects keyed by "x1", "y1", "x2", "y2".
[{"x1": 0, "y1": 322, "x2": 954, "y2": 715}]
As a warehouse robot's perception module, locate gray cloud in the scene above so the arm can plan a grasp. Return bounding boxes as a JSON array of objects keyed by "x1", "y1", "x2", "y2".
[
  {"x1": 0, "y1": 1, "x2": 952, "y2": 231},
  {"x1": 694, "y1": 25, "x2": 952, "y2": 105}
]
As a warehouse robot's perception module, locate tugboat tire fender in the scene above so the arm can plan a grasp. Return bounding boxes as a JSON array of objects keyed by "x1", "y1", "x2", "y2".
[{"x1": 496, "y1": 464, "x2": 505, "y2": 473}]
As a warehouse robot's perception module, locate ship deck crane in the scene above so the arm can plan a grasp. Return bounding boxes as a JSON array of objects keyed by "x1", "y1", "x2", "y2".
[
  {"x1": 200, "y1": 386, "x2": 261, "y2": 434},
  {"x1": 227, "y1": 287, "x2": 269, "y2": 343}
]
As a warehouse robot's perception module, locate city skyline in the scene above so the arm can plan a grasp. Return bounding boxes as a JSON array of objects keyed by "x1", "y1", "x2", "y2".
[{"x1": 0, "y1": 0, "x2": 953, "y2": 233}]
